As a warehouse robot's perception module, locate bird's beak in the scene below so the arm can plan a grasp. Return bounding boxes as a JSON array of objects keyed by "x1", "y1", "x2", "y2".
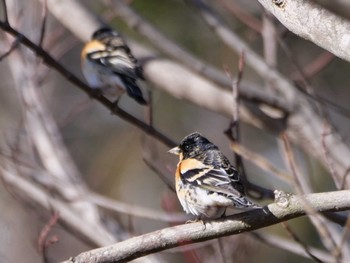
[{"x1": 168, "y1": 146, "x2": 181, "y2": 155}]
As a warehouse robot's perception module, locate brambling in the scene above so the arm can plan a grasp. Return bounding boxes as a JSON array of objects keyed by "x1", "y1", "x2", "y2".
[
  {"x1": 169, "y1": 132, "x2": 259, "y2": 219},
  {"x1": 81, "y1": 27, "x2": 147, "y2": 105}
]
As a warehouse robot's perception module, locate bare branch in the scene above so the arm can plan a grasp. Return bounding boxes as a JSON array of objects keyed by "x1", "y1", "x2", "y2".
[
  {"x1": 143, "y1": 157, "x2": 175, "y2": 192},
  {"x1": 232, "y1": 52, "x2": 245, "y2": 123},
  {"x1": 341, "y1": 168, "x2": 350, "y2": 191},
  {"x1": 88, "y1": 192, "x2": 189, "y2": 223},
  {"x1": 280, "y1": 134, "x2": 312, "y2": 194},
  {"x1": 230, "y1": 142, "x2": 292, "y2": 183},
  {"x1": 280, "y1": 134, "x2": 340, "y2": 258},
  {"x1": 0, "y1": 165, "x2": 112, "y2": 247},
  {"x1": 0, "y1": 0, "x2": 9, "y2": 24},
  {"x1": 322, "y1": 123, "x2": 341, "y2": 188},
  {"x1": 257, "y1": 0, "x2": 350, "y2": 62},
  {"x1": 334, "y1": 216, "x2": 350, "y2": 261},
  {"x1": 0, "y1": 35, "x2": 20, "y2": 61},
  {"x1": 225, "y1": 52, "x2": 245, "y2": 177},
  {"x1": 38, "y1": 211, "x2": 60, "y2": 252},
  {"x1": 282, "y1": 222, "x2": 323, "y2": 263},
  {"x1": 262, "y1": 13, "x2": 277, "y2": 68},
  {"x1": 291, "y1": 52, "x2": 335, "y2": 80},
  {"x1": 190, "y1": 0, "x2": 350, "y2": 188},
  {"x1": 38, "y1": 0, "x2": 48, "y2": 47},
  {"x1": 252, "y1": 232, "x2": 334, "y2": 262},
  {"x1": 219, "y1": 0, "x2": 262, "y2": 33},
  {"x1": 62, "y1": 190, "x2": 350, "y2": 263},
  {"x1": 0, "y1": 21, "x2": 176, "y2": 148}
]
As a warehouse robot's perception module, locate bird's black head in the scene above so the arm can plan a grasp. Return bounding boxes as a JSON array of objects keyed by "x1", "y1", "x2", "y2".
[
  {"x1": 92, "y1": 27, "x2": 119, "y2": 40},
  {"x1": 178, "y1": 132, "x2": 218, "y2": 158}
]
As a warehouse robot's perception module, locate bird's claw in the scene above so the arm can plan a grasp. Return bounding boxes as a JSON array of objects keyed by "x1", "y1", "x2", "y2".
[{"x1": 186, "y1": 218, "x2": 206, "y2": 230}]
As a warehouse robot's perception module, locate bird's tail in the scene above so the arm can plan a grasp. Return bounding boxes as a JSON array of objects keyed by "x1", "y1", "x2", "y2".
[
  {"x1": 122, "y1": 77, "x2": 147, "y2": 105},
  {"x1": 234, "y1": 196, "x2": 261, "y2": 209}
]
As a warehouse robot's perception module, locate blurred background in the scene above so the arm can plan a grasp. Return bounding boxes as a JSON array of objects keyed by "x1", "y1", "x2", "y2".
[{"x1": 1, "y1": 0, "x2": 350, "y2": 262}]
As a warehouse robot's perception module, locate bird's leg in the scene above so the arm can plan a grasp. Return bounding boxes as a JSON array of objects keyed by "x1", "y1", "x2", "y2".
[
  {"x1": 186, "y1": 217, "x2": 206, "y2": 230},
  {"x1": 220, "y1": 208, "x2": 227, "y2": 219},
  {"x1": 111, "y1": 97, "x2": 122, "y2": 112},
  {"x1": 200, "y1": 218, "x2": 207, "y2": 230}
]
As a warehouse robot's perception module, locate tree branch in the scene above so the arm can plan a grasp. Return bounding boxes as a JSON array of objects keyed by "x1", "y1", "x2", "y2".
[
  {"x1": 63, "y1": 190, "x2": 350, "y2": 263},
  {"x1": 256, "y1": 0, "x2": 350, "y2": 62},
  {"x1": 0, "y1": 20, "x2": 176, "y2": 148},
  {"x1": 189, "y1": 0, "x2": 350, "y2": 189}
]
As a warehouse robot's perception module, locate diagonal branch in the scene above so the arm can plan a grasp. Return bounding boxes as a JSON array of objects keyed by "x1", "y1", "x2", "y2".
[
  {"x1": 63, "y1": 190, "x2": 350, "y2": 263},
  {"x1": 256, "y1": 0, "x2": 350, "y2": 63},
  {"x1": 0, "y1": 20, "x2": 175, "y2": 148}
]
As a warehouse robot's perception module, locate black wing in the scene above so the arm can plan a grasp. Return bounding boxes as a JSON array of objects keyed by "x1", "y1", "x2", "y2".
[{"x1": 179, "y1": 151, "x2": 246, "y2": 197}]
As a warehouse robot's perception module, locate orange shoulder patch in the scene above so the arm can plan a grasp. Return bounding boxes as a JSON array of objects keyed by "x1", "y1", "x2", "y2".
[
  {"x1": 81, "y1": 40, "x2": 105, "y2": 60},
  {"x1": 179, "y1": 158, "x2": 208, "y2": 174}
]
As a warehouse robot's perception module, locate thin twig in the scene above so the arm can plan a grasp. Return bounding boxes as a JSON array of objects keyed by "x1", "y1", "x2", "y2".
[
  {"x1": 282, "y1": 222, "x2": 324, "y2": 263},
  {"x1": 224, "y1": 51, "x2": 245, "y2": 176},
  {"x1": 340, "y1": 168, "x2": 350, "y2": 190},
  {"x1": 58, "y1": 98, "x2": 93, "y2": 128},
  {"x1": 230, "y1": 141, "x2": 292, "y2": 183},
  {"x1": 321, "y1": 122, "x2": 341, "y2": 188},
  {"x1": 333, "y1": 216, "x2": 350, "y2": 260},
  {"x1": 224, "y1": 53, "x2": 275, "y2": 199},
  {"x1": 262, "y1": 12, "x2": 277, "y2": 69},
  {"x1": 291, "y1": 52, "x2": 335, "y2": 80},
  {"x1": 38, "y1": 211, "x2": 60, "y2": 252},
  {"x1": 279, "y1": 26, "x2": 350, "y2": 119},
  {"x1": 280, "y1": 133, "x2": 311, "y2": 194},
  {"x1": 218, "y1": 0, "x2": 262, "y2": 33},
  {"x1": 233, "y1": 52, "x2": 245, "y2": 123},
  {"x1": 0, "y1": 36, "x2": 21, "y2": 61},
  {"x1": 143, "y1": 157, "x2": 175, "y2": 191},
  {"x1": 251, "y1": 232, "x2": 334, "y2": 262},
  {"x1": 0, "y1": 0, "x2": 9, "y2": 24},
  {"x1": 38, "y1": 0, "x2": 48, "y2": 47},
  {"x1": 217, "y1": 238, "x2": 227, "y2": 263},
  {"x1": 88, "y1": 192, "x2": 189, "y2": 223},
  {"x1": 281, "y1": 134, "x2": 340, "y2": 259}
]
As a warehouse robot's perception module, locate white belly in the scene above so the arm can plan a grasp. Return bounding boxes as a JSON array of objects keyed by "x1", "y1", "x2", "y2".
[
  {"x1": 82, "y1": 60, "x2": 126, "y2": 99},
  {"x1": 176, "y1": 180, "x2": 229, "y2": 218}
]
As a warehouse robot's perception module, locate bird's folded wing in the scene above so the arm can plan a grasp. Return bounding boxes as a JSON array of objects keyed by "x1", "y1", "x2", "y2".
[
  {"x1": 88, "y1": 50, "x2": 138, "y2": 78},
  {"x1": 180, "y1": 159, "x2": 242, "y2": 197}
]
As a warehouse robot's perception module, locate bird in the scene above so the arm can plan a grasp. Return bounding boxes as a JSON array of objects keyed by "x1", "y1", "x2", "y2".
[
  {"x1": 81, "y1": 27, "x2": 147, "y2": 105},
  {"x1": 168, "y1": 132, "x2": 259, "y2": 219}
]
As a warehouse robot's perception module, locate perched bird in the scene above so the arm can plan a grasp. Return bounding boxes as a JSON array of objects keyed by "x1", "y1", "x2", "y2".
[
  {"x1": 169, "y1": 132, "x2": 259, "y2": 219},
  {"x1": 81, "y1": 27, "x2": 147, "y2": 105}
]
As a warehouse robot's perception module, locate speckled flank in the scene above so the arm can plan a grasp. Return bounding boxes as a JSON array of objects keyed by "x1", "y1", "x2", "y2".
[{"x1": 175, "y1": 179, "x2": 227, "y2": 217}]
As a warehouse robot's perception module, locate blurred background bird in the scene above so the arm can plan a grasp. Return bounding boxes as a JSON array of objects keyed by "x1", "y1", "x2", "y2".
[
  {"x1": 81, "y1": 27, "x2": 147, "y2": 105},
  {"x1": 169, "y1": 132, "x2": 259, "y2": 219}
]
